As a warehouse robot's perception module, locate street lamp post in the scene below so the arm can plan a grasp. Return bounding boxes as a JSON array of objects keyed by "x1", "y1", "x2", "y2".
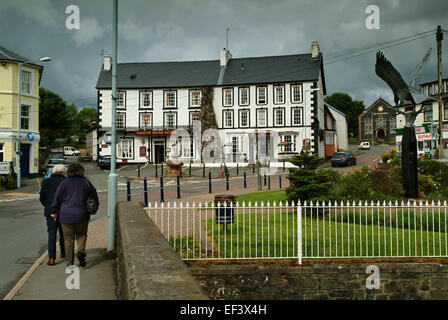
[{"x1": 16, "y1": 57, "x2": 51, "y2": 189}]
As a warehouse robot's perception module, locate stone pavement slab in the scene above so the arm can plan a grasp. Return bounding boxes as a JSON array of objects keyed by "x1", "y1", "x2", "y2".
[{"x1": 10, "y1": 216, "x2": 117, "y2": 300}]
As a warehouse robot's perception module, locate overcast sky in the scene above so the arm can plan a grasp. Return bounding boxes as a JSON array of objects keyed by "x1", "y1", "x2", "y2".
[{"x1": 1, "y1": 0, "x2": 447, "y2": 110}]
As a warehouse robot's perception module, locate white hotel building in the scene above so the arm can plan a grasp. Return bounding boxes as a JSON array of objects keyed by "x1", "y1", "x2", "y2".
[{"x1": 95, "y1": 42, "x2": 345, "y2": 164}]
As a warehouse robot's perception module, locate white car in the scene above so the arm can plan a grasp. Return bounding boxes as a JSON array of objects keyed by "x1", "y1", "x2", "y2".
[
  {"x1": 64, "y1": 146, "x2": 80, "y2": 156},
  {"x1": 358, "y1": 142, "x2": 371, "y2": 150}
]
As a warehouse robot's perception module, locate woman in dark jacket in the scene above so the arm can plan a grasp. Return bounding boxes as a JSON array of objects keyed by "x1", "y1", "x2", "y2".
[
  {"x1": 39, "y1": 164, "x2": 67, "y2": 266},
  {"x1": 50, "y1": 163, "x2": 99, "y2": 267}
]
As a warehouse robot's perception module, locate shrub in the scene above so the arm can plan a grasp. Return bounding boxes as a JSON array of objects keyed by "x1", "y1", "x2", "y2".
[{"x1": 371, "y1": 163, "x2": 405, "y2": 198}]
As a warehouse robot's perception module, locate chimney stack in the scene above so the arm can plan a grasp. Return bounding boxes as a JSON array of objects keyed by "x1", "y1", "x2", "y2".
[
  {"x1": 103, "y1": 54, "x2": 112, "y2": 71},
  {"x1": 220, "y1": 48, "x2": 232, "y2": 67},
  {"x1": 311, "y1": 41, "x2": 320, "y2": 59}
]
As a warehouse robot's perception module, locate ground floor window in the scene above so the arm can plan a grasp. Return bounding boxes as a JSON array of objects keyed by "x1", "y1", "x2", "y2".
[
  {"x1": 117, "y1": 138, "x2": 133, "y2": 159},
  {"x1": 280, "y1": 134, "x2": 295, "y2": 152}
]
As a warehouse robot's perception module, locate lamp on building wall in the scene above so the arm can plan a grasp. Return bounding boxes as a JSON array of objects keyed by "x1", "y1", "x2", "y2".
[{"x1": 16, "y1": 56, "x2": 51, "y2": 188}]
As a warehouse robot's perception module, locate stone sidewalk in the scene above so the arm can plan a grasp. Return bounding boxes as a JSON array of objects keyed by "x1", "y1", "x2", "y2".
[{"x1": 6, "y1": 216, "x2": 117, "y2": 300}]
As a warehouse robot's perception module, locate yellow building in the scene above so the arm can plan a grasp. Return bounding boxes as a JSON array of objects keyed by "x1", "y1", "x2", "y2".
[{"x1": 0, "y1": 46, "x2": 44, "y2": 178}]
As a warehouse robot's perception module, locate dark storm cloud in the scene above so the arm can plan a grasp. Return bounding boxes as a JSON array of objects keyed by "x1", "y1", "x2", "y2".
[{"x1": 0, "y1": 0, "x2": 447, "y2": 109}]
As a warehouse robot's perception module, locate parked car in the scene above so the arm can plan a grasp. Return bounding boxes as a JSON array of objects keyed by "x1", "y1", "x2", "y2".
[
  {"x1": 330, "y1": 152, "x2": 357, "y2": 167},
  {"x1": 359, "y1": 141, "x2": 371, "y2": 150},
  {"x1": 64, "y1": 146, "x2": 80, "y2": 156},
  {"x1": 98, "y1": 155, "x2": 111, "y2": 169},
  {"x1": 46, "y1": 158, "x2": 68, "y2": 175}
]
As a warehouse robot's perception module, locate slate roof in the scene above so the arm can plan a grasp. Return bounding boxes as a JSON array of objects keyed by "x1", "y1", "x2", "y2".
[
  {"x1": 96, "y1": 53, "x2": 325, "y2": 92},
  {"x1": 0, "y1": 46, "x2": 42, "y2": 68}
]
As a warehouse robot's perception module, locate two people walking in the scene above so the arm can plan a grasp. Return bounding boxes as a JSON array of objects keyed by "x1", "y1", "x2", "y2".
[{"x1": 40, "y1": 163, "x2": 99, "y2": 268}]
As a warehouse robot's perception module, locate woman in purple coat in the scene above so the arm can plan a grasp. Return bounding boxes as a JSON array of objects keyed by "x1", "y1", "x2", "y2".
[{"x1": 50, "y1": 163, "x2": 99, "y2": 267}]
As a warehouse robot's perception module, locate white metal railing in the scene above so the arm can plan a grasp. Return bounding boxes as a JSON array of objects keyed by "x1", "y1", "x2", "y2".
[{"x1": 145, "y1": 200, "x2": 448, "y2": 263}]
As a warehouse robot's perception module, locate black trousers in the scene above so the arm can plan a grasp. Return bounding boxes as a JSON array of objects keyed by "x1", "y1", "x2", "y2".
[{"x1": 46, "y1": 216, "x2": 65, "y2": 259}]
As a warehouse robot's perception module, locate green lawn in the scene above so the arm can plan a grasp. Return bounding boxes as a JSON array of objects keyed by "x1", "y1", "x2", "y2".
[{"x1": 202, "y1": 212, "x2": 448, "y2": 259}]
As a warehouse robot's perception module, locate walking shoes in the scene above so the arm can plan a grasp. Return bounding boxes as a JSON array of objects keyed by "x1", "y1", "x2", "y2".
[
  {"x1": 47, "y1": 258, "x2": 55, "y2": 266},
  {"x1": 77, "y1": 252, "x2": 86, "y2": 267}
]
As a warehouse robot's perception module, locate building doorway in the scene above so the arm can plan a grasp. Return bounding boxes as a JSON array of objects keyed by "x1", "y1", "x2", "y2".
[
  {"x1": 376, "y1": 128, "x2": 386, "y2": 140},
  {"x1": 154, "y1": 144, "x2": 165, "y2": 163},
  {"x1": 20, "y1": 144, "x2": 30, "y2": 177}
]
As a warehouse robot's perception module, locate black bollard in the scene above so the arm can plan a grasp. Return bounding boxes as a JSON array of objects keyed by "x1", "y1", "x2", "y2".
[
  {"x1": 244, "y1": 171, "x2": 247, "y2": 188},
  {"x1": 138, "y1": 163, "x2": 141, "y2": 178},
  {"x1": 268, "y1": 175, "x2": 271, "y2": 190},
  {"x1": 264, "y1": 173, "x2": 267, "y2": 186},
  {"x1": 236, "y1": 163, "x2": 239, "y2": 175},
  {"x1": 279, "y1": 175, "x2": 282, "y2": 189},
  {"x1": 143, "y1": 177, "x2": 148, "y2": 206},
  {"x1": 203, "y1": 163, "x2": 205, "y2": 178},
  {"x1": 127, "y1": 179, "x2": 131, "y2": 201},
  {"x1": 177, "y1": 174, "x2": 181, "y2": 199},
  {"x1": 283, "y1": 159, "x2": 285, "y2": 171},
  {"x1": 160, "y1": 176, "x2": 164, "y2": 203},
  {"x1": 160, "y1": 163, "x2": 164, "y2": 177},
  {"x1": 208, "y1": 172, "x2": 212, "y2": 193},
  {"x1": 189, "y1": 163, "x2": 192, "y2": 176},
  {"x1": 155, "y1": 163, "x2": 158, "y2": 178},
  {"x1": 252, "y1": 163, "x2": 255, "y2": 174},
  {"x1": 226, "y1": 172, "x2": 229, "y2": 190}
]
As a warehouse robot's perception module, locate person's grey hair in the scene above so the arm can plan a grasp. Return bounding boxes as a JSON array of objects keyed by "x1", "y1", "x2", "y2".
[{"x1": 52, "y1": 164, "x2": 66, "y2": 175}]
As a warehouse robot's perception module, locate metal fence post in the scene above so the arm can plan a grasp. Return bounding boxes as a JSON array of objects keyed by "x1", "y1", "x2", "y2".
[
  {"x1": 244, "y1": 171, "x2": 247, "y2": 188},
  {"x1": 297, "y1": 202, "x2": 302, "y2": 265},
  {"x1": 127, "y1": 179, "x2": 131, "y2": 201},
  {"x1": 160, "y1": 176, "x2": 164, "y2": 203},
  {"x1": 226, "y1": 172, "x2": 229, "y2": 190},
  {"x1": 177, "y1": 174, "x2": 181, "y2": 199},
  {"x1": 143, "y1": 177, "x2": 148, "y2": 206},
  {"x1": 208, "y1": 171, "x2": 212, "y2": 193}
]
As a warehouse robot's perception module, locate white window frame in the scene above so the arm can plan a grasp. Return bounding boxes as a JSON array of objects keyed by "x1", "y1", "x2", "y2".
[
  {"x1": 140, "y1": 113, "x2": 152, "y2": 130},
  {"x1": 190, "y1": 90, "x2": 202, "y2": 107},
  {"x1": 257, "y1": 86, "x2": 267, "y2": 104},
  {"x1": 21, "y1": 104, "x2": 31, "y2": 130},
  {"x1": 165, "y1": 91, "x2": 177, "y2": 108},
  {"x1": 223, "y1": 110, "x2": 233, "y2": 128},
  {"x1": 21, "y1": 70, "x2": 32, "y2": 95},
  {"x1": 239, "y1": 87, "x2": 249, "y2": 106},
  {"x1": 190, "y1": 111, "x2": 200, "y2": 126},
  {"x1": 117, "y1": 138, "x2": 133, "y2": 159},
  {"x1": 291, "y1": 84, "x2": 303, "y2": 103},
  {"x1": 223, "y1": 88, "x2": 233, "y2": 106},
  {"x1": 364, "y1": 118, "x2": 372, "y2": 135},
  {"x1": 164, "y1": 112, "x2": 177, "y2": 128},
  {"x1": 274, "y1": 108, "x2": 285, "y2": 126},
  {"x1": 116, "y1": 91, "x2": 126, "y2": 109},
  {"x1": 116, "y1": 113, "x2": 126, "y2": 130},
  {"x1": 239, "y1": 109, "x2": 249, "y2": 128},
  {"x1": 257, "y1": 109, "x2": 267, "y2": 127},
  {"x1": 140, "y1": 91, "x2": 152, "y2": 109},
  {"x1": 292, "y1": 107, "x2": 303, "y2": 126},
  {"x1": 274, "y1": 85, "x2": 284, "y2": 104}
]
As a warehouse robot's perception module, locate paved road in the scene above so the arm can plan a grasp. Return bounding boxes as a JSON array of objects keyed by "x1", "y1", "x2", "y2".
[
  {"x1": 0, "y1": 157, "x2": 289, "y2": 298},
  {"x1": 329, "y1": 144, "x2": 393, "y2": 173}
]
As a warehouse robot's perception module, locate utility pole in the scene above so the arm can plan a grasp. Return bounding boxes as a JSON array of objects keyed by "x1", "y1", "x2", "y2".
[
  {"x1": 107, "y1": 0, "x2": 118, "y2": 251},
  {"x1": 437, "y1": 25, "x2": 444, "y2": 159}
]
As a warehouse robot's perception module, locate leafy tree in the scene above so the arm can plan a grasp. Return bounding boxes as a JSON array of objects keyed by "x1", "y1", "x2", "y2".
[
  {"x1": 39, "y1": 88, "x2": 76, "y2": 148},
  {"x1": 286, "y1": 151, "x2": 337, "y2": 202},
  {"x1": 73, "y1": 107, "x2": 98, "y2": 144},
  {"x1": 325, "y1": 92, "x2": 365, "y2": 137}
]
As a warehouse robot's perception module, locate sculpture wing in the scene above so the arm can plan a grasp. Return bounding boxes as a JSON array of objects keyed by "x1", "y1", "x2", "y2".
[
  {"x1": 375, "y1": 51, "x2": 415, "y2": 105},
  {"x1": 409, "y1": 47, "x2": 432, "y2": 93}
]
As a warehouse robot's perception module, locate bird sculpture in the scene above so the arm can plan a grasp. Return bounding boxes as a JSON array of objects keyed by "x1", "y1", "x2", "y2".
[{"x1": 375, "y1": 48, "x2": 433, "y2": 126}]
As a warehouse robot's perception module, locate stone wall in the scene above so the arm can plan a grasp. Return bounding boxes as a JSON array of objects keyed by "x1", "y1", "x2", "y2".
[
  {"x1": 116, "y1": 201, "x2": 208, "y2": 300},
  {"x1": 189, "y1": 262, "x2": 448, "y2": 300}
]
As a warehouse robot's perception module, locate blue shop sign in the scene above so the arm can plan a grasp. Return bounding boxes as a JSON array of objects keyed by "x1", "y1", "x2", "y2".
[{"x1": 27, "y1": 133, "x2": 34, "y2": 141}]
